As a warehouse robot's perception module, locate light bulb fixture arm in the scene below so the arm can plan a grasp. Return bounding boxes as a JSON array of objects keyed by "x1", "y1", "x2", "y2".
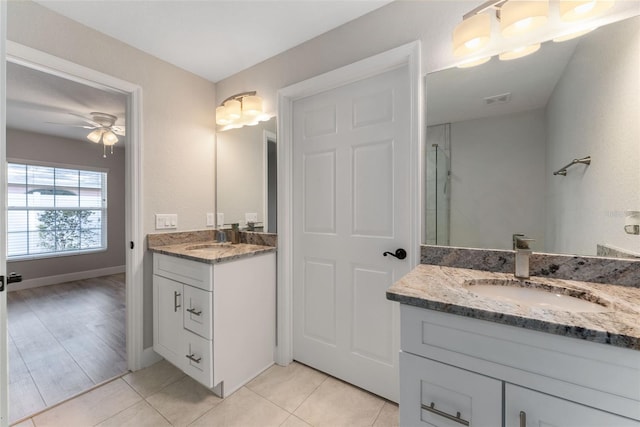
[
  {"x1": 219, "y1": 91, "x2": 257, "y2": 107},
  {"x1": 463, "y1": 0, "x2": 508, "y2": 20}
]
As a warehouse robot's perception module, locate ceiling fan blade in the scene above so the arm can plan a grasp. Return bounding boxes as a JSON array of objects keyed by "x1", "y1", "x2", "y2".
[
  {"x1": 45, "y1": 122, "x2": 95, "y2": 129},
  {"x1": 112, "y1": 126, "x2": 126, "y2": 136},
  {"x1": 68, "y1": 112, "x2": 101, "y2": 128}
]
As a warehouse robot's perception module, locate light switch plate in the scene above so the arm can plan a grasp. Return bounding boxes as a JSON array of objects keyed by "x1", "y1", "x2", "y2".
[
  {"x1": 206, "y1": 213, "x2": 215, "y2": 227},
  {"x1": 155, "y1": 214, "x2": 178, "y2": 230},
  {"x1": 217, "y1": 213, "x2": 225, "y2": 228}
]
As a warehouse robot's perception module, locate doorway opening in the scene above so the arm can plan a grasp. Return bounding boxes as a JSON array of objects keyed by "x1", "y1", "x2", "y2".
[{"x1": 4, "y1": 43, "x2": 143, "y2": 424}]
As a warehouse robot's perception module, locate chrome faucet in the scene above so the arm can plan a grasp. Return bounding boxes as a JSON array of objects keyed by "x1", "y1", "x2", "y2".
[{"x1": 513, "y1": 234, "x2": 535, "y2": 279}]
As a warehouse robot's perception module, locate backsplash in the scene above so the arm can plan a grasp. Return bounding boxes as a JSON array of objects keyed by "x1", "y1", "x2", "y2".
[
  {"x1": 421, "y1": 245, "x2": 640, "y2": 287},
  {"x1": 147, "y1": 229, "x2": 277, "y2": 248}
]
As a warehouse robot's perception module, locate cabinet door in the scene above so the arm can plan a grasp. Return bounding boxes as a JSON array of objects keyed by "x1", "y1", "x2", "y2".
[
  {"x1": 153, "y1": 275, "x2": 184, "y2": 368},
  {"x1": 506, "y1": 384, "x2": 640, "y2": 427},
  {"x1": 400, "y1": 352, "x2": 502, "y2": 427}
]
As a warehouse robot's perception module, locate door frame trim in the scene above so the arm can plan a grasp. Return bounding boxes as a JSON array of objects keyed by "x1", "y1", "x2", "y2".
[
  {"x1": 275, "y1": 41, "x2": 422, "y2": 365},
  {"x1": 5, "y1": 41, "x2": 146, "y2": 372}
]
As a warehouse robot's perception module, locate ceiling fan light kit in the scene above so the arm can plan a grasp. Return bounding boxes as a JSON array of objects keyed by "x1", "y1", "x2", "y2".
[
  {"x1": 81, "y1": 111, "x2": 125, "y2": 157},
  {"x1": 452, "y1": 0, "x2": 616, "y2": 68}
]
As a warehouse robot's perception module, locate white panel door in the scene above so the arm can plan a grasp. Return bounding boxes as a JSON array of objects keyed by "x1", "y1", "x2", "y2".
[{"x1": 292, "y1": 64, "x2": 411, "y2": 402}]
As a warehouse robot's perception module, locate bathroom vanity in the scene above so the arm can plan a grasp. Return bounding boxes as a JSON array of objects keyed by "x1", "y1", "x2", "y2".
[
  {"x1": 388, "y1": 264, "x2": 640, "y2": 426},
  {"x1": 149, "y1": 236, "x2": 276, "y2": 397}
]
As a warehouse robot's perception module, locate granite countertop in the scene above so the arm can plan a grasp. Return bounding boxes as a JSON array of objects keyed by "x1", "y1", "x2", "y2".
[
  {"x1": 387, "y1": 264, "x2": 640, "y2": 350},
  {"x1": 148, "y1": 241, "x2": 276, "y2": 264}
]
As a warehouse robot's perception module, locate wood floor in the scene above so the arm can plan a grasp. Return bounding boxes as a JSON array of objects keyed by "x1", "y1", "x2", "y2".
[{"x1": 7, "y1": 274, "x2": 127, "y2": 424}]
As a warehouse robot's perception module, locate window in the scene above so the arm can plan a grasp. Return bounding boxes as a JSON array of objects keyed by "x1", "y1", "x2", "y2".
[{"x1": 7, "y1": 162, "x2": 107, "y2": 259}]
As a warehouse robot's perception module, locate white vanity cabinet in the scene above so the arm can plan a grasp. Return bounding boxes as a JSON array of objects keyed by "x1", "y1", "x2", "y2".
[
  {"x1": 399, "y1": 305, "x2": 640, "y2": 427},
  {"x1": 153, "y1": 251, "x2": 276, "y2": 397}
]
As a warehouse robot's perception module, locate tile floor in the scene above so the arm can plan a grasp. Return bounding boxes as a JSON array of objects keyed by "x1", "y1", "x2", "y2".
[{"x1": 12, "y1": 360, "x2": 399, "y2": 427}]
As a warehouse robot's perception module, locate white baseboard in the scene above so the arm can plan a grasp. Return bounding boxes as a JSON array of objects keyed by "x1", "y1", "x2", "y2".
[
  {"x1": 140, "y1": 347, "x2": 163, "y2": 370},
  {"x1": 8, "y1": 265, "x2": 126, "y2": 292}
]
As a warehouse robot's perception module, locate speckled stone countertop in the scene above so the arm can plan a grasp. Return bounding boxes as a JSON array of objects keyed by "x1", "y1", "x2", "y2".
[
  {"x1": 387, "y1": 264, "x2": 640, "y2": 350},
  {"x1": 148, "y1": 241, "x2": 276, "y2": 264}
]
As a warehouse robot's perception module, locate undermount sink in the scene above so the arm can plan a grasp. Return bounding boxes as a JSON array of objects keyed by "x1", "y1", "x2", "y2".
[
  {"x1": 184, "y1": 242, "x2": 232, "y2": 250},
  {"x1": 464, "y1": 279, "x2": 612, "y2": 313}
]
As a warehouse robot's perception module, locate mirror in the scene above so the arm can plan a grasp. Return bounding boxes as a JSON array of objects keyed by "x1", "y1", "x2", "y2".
[
  {"x1": 425, "y1": 15, "x2": 640, "y2": 258},
  {"x1": 216, "y1": 117, "x2": 277, "y2": 232}
]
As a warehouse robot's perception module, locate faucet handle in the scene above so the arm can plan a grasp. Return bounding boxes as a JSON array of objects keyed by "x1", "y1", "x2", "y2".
[{"x1": 513, "y1": 234, "x2": 535, "y2": 250}]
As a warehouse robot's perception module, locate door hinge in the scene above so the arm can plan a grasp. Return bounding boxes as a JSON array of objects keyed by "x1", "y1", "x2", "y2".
[{"x1": 0, "y1": 276, "x2": 5, "y2": 292}]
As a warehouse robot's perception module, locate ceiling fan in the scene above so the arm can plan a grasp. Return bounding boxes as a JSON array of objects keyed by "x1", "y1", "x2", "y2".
[{"x1": 55, "y1": 111, "x2": 125, "y2": 157}]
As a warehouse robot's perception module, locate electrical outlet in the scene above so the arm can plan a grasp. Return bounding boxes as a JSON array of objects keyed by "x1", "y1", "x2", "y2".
[
  {"x1": 206, "y1": 213, "x2": 215, "y2": 227},
  {"x1": 217, "y1": 212, "x2": 225, "y2": 227},
  {"x1": 155, "y1": 214, "x2": 178, "y2": 230}
]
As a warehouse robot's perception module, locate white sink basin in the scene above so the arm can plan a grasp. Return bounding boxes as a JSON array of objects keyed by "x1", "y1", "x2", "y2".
[{"x1": 465, "y1": 279, "x2": 611, "y2": 313}]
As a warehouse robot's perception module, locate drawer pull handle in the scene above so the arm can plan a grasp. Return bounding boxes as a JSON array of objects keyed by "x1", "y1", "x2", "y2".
[
  {"x1": 520, "y1": 411, "x2": 526, "y2": 427},
  {"x1": 421, "y1": 402, "x2": 469, "y2": 426},
  {"x1": 174, "y1": 291, "x2": 181, "y2": 312},
  {"x1": 186, "y1": 353, "x2": 202, "y2": 364},
  {"x1": 187, "y1": 307, "x2": 202, "y2": 316}
]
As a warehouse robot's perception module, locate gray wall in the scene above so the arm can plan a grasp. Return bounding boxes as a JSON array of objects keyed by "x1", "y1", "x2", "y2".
[
  {"x1": 545, "y1": 17, "x2": 640, "y2": 255},
  {"x1": 8, "y1": 0, "x2": 216, "y2": 349},
  {"x1": 449, "y1": 109, "x2": 547, "y2": 251},
  {"x1": 6, "y1": 128, "x2": 126, "y2": 280}
]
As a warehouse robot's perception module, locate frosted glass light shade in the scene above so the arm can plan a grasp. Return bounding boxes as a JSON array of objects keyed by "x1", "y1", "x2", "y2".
[
  {"x1": 102, "y1": 130, "x2": 119, "y2": 146},
  {"x1": 453, "y1": 13, "x2": 491, "y2": 57},
  {"x1": 499, "y1": 43, "x2": 541, "y2": 60},
  {"x1": 457, "y1": 56, "x2": 492, "y2": 68},
  {"x1": 501, "y1": 0, "x2": 548, "y2": 37},
  {"x1": 224, "y1": 99, "x2": 242, "y2": 120},
  {"x1": 553, "y1": 27, "x2": 596, "y2": 42},
  {"x1": 216, "y1": 105, "x2": 231, "y2": 125},
  {"x1": 559, "y1": 1, "x2": 614, "y2": 21},
  {"x1": 87, "y1": 129, "x2": 104, "y2": 143},
  {"x1": 242, "y1": 95, "x2": 263, "y2": 117}
]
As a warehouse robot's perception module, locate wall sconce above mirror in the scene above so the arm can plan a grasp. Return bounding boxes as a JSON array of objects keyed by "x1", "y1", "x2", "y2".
[{"x1": 216, "y1": 91, "x2": 273, "y2": 131}]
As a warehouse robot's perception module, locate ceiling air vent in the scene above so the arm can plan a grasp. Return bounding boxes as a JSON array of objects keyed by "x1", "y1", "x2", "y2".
[{"x1": 484, "y1": 92, "x2": 512, "y2": 105}]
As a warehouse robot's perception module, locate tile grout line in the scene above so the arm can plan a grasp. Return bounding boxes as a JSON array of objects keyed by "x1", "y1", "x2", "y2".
[{"x1": 370, "y1": 401, "x2": 386, "y2": 427}]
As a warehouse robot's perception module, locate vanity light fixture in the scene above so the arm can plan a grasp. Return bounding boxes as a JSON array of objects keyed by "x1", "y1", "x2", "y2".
[
  {"x1": 499, "y1": 43, "x2": 541, "y2": 60},
  {"x1": 500, "y1": 0, "x2": 549, "y2": 37},
  {"x1": 453, "y1": 13, "x2": 492, "y2": 57},
  {"x1": 559, "y1": 0, "x2": 614, "y2": 21},
  {"x1": 216, "y1": 91, "x2": 271, "y2": 130},
  {"x1": 552, "y1": 26, "x2": 597, "y2": 42},
  {"x1": 457, "y1": 56, "x2": 492, "y2": 68}
]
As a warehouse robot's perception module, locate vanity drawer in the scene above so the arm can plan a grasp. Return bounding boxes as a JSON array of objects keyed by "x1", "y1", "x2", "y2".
[
  {"x1": 154, "y1": 253, "x2": 213, "y2": 291},
  {"x1": 183, "y1": 284, "x2": 213, "y2": 339},
  {"x1": 400, "y1": 351, "x2": 502, "y2": 426},
  {"x1": 183, "y1": 329, "x2": 213, "y2": 388}
]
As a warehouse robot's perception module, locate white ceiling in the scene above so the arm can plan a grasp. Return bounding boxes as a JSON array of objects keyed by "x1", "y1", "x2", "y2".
[
  {"x1": 6, "y1": 62, "x2": 127, "y2": 143},
  {"x1": 34, "y1": 0, "x2": 393, "y2": 83}
]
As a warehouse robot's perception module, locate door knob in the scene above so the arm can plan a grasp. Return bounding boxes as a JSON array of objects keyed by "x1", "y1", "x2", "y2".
[{"x1": 383, "y1": 248, "x2": 407, "y2": 260}]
